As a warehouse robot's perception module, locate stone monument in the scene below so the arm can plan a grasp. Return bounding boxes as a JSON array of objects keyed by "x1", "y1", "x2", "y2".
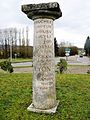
[{"x1": 21, "y1": 2, "x2": 62, "y2": 113}]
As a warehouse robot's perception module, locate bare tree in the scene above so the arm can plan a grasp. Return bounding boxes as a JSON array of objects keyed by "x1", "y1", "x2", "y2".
[
  {"x1": 21, "y1": 28, "x2": 26, "y2": 58},
  {"x1": 14, "y1": 28, "x2": 17, "y2": 55},
  {"x1": 18, "y1": 29, "x2": 22, "y2": 57},
  {"x1": 0, "y1": 30, "x2": 4, "y2": 58},
  {"x1": 22, "y1": 28, "x2": 25, "y2": 46},
  {"x1": 26, "y1": 26, "x2": 29, "y2": 58}
]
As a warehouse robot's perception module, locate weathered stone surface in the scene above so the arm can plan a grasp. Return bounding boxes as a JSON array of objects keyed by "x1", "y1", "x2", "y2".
[
  {"x1": 32, "y1": 18, "x2": 56, "y2": 110},
  {"x1": 21, "y1": 2, "x2": 62, "y2": 20},
  {"x1": 27, "y1": 100, "x2": 59, "y2": 114},
  {"x1": 21, "y1": 2, "x2": 62, "y2": 113}
]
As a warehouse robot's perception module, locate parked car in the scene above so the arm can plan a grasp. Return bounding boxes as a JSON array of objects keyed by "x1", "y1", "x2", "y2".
[{"x1": 79, "y1": 54, "x2": 83, "y2": 57}]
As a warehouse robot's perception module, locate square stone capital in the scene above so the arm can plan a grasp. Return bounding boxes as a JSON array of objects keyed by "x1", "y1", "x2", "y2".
[{"x1": 21, "y1": 2, "x2": 62, "y2": 20}]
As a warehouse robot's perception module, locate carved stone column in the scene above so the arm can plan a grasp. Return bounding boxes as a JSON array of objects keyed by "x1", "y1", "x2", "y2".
[{"x1": 21, "y1": 2, "x2": 62, "y2": 113}]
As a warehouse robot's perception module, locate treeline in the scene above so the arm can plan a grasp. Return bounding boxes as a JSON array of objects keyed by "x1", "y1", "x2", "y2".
[
  {"x1": 1, "y1": 27, "x2": 84, "y2": 59},
  {"x1": 0, "y1": 45, "x2": 33, "y2": 59},
  {"x1": 0, "y1": 27, "x2": 33, "y2": 59},
  {"x1": 84, "y1": 36, "x2": 90, "y2": 56},
  {"x1": 58, "y1": 46, "x2": 78, "y2": 56},
  {"x1": 54, "y1": 38, "x2": 78, "y2": 57}
]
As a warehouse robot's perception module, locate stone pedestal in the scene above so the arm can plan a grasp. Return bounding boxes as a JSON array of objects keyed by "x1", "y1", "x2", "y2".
[{"x1": 21, "y1": 2, "x2": 62, "y2": 113}]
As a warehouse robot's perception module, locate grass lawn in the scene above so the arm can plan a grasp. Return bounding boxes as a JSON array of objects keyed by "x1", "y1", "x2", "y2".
[
  {"x1": 0, "y1": 58, "x2": 32, "y2": 63},
  {"x1": 0, "y1": 73, "x2": 90, "y2": 120}
]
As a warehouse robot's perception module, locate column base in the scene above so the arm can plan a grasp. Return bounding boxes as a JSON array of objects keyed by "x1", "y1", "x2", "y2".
[{"x1": 27, "y1": 100, "x2": 59, "y2": 114}]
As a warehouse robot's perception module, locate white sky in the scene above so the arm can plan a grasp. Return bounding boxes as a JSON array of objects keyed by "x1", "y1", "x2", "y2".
[{"x1": 0, "y1": 0, "x2": 90, "y2": 48}]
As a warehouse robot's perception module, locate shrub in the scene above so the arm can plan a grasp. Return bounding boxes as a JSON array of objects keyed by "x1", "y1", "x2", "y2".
[
  {"x1": 57, "y1": 59, "x2": 67, "y2": 73},
  {"x1": 87, "y1": 69, "x2": 90, "y2": 74},
  {"x1": 0, "y1": 60, "x2": 13, "y2": 73}
]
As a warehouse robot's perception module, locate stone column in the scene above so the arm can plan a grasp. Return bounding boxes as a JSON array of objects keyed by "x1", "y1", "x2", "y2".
[{"x1": 21, "y1": 2, "x2": 62, "y2": 113}]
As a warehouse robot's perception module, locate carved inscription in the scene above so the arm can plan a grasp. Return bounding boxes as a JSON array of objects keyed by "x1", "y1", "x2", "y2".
[
  {"x1": 33, "y1": 18, "x2": 55, "y2": 92},
  {"x1": 22, "y1": 1, "x2": 62, "y2": 110}
]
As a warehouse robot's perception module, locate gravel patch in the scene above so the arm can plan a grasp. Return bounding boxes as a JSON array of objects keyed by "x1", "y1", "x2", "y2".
[
  {"x1": 65, "y1": 66, "x2": 89, "y2": 74},
  {"x1": 13, "y1": 66, "x2": 90, "y2": 74}
]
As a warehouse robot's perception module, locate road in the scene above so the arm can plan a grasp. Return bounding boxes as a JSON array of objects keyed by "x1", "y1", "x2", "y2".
[
  {"x1": 12, "y1": 56, "x2": 90, "y2": 67},
  {"x1": 55, "y1": 56, "x2": 90, "y2": 65},
  {"x1": 12, "y1": 62, "x2": 32, "y2": 67}
]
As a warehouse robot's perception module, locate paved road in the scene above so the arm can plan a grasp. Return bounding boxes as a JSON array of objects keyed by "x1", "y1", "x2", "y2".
[
  {"x1": 56, "y1": 56, "x2": 90, "y2": 65},
  {"x1": 12, "y1": 62, "x2": 32, "y2": 67},
  {"x1": 12, "y1": 56, "x2": 90, "y2": 67}
]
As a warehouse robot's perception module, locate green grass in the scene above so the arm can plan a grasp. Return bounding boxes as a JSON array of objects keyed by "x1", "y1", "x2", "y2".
[
  {"x1": 0, "y1": 58, "x2": 32, "y2": 63},
  {"x1": 0, "y1": 73, "x2": 90, "y2": 120},
  {"x1": 68, "y1": 65, "x2": 89, "y2": 67}
]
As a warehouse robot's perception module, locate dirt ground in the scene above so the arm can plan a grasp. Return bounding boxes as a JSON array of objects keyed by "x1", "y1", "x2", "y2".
[
  {"x1": 0, "y1": 66, "x2": 89, "y2": 74},
  {"x1": 13, "y1": 66, "x2": 90, "y2": 74},
  {"x1": 65, "y1": 66, "x2": 89, "y2": 74},
  {"x1": 13, "y1": 67, "x2": 33, "y2": 73}
]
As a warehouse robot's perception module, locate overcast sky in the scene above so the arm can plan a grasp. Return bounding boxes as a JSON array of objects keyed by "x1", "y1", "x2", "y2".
[{"x1": 0, "y1": 0, "x2": 90, "y2": 48}]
